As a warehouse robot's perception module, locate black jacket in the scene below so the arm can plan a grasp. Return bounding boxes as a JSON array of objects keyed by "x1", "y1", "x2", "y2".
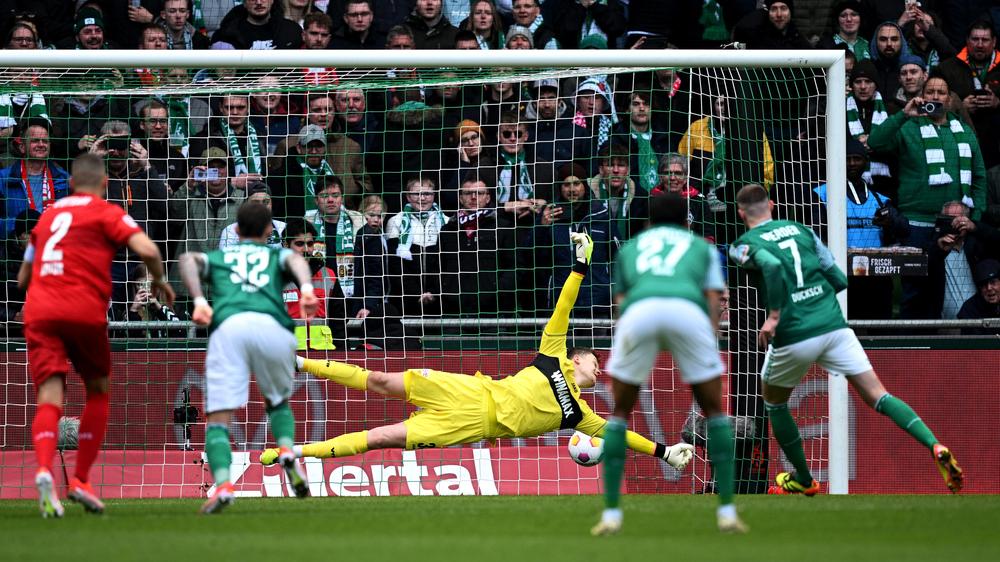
[
  {"x1": 437, "y1": 211, "x2": 516, "y2": 315},
  {"x1": 212, "y1": 5, "x2": 303, "y2": 49}
]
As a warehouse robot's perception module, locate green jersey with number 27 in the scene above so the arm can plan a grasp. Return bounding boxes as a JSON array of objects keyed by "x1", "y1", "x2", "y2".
[
  {"x1": 614, "y1": 225, "x2": 725, "y2": 315},
  {"x1": 729, "y1": 219, "x2": 848, "y2": 347},
  {"x1": 201, "y1": 242, "x2": 297, "y2": 333}
]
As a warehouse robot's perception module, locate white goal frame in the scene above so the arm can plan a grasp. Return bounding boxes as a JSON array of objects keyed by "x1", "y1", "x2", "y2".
[{"x1": 0, "y1": 48, "x2": 849, "y2": 494}]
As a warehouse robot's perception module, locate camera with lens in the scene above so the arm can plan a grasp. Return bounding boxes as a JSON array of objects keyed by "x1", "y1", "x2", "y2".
[
  {"x1": 872, "y1": 205, "x2": 892, "y2": 227},
  {"x1": 919, "y1": 101, "x2": 944, "y2": 116}
]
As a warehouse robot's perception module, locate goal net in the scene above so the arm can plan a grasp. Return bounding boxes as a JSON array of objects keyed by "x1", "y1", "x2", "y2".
[{"x1": 0, "y1": 50, "x2": 844, "y2": 499}]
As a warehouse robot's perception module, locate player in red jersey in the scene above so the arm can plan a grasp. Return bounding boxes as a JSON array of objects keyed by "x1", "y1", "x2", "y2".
[{"x1": 17, "y1": 153, "x2": 174, "y2": 518}]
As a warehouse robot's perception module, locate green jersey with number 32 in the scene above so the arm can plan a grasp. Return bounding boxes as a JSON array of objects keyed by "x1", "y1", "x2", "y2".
[
  {"x1": 729, "y1": 219, "x2": 848, "y2": 347},
  {"x1": 201, "y1": 242, "x2": 296, "y2": 333},
  {"x1": 614, "y1": 225, "x2": 725, "y2": 315}
]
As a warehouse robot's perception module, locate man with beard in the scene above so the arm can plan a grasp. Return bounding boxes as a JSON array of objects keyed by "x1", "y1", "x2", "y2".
[
  {"x1": 868, "y1": 21, "x2": 908, "y2": 98},
  {"x1": 937, "y1": 20, "x2": 1000, "y2": 168},
  {"x1": 212, "y1": 0, "x2": 303, "y2": 49},
  {"x1": 888, "y1": 54, "x2": 928, "y2": 113},
  {"x1": 525, "y1": 79, "x2": 569, "y2": 167},
  {"x1": 138, "y1": 100, "x2": 188, "y2": 194},
  {"x1": 57, "y1": 8, "x2": 115, "y2": 49}
]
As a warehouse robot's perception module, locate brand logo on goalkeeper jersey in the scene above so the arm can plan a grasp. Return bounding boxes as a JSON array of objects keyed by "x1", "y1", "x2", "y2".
[{"x1": 550, "y1": 371, "x2": 575, "y2": 420}]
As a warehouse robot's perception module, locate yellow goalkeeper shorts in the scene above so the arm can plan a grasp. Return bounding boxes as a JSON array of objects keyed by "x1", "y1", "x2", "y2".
[{"x1": 402, "y1": 368, "x2": 494, "y2": 450}]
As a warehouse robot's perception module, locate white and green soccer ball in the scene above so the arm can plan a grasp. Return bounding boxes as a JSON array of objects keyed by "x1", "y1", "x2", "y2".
[{"x1": 568, "y1": 431, "x2": 603, "y2": 466}]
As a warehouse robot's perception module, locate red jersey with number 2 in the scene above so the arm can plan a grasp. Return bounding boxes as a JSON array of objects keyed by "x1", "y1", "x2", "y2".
[{"x1": 23, "y1": 194, "x2": 142, "y2": 325}]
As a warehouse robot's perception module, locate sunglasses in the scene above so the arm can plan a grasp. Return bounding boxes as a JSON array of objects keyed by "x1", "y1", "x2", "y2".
[{"x1": 500, "y1": 129, "x2": 523, "y2": 140}]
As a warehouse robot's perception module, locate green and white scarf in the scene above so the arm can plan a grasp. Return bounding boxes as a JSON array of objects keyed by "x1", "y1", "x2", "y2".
[
  {"x1": 167, "y1": 96, "x2": 191, "y2": 157},
  {"x1": 192, "y1": 0, "x2": 207, "y2": 33},
  {"x1": 833, "y1": 34, "x2": 870, "y2": 60},
  {"x1": 703, "y1": 119, "x2": 726, "y2": 191},
  {"x1": 396, "y1": 203, "x2": 447, "y2": 261},
  {"x1": 498, "y1": 151, "x2": 533, "y2": 204},
  {"x1": 220, "y1": 119, "x2": 261, "y2": 175},
  {"x1": 580, "y1": 0, "x2": 609, "y2": 43},
  {"x1": 920, "y1": 118, "x2": 974, "y2": 205},
  {"x1": 847, "y1": 92, "x2": 890, "y2": 178},
  {"x1": 313, "y1": 210, "x2": 357, "y2": 297},
  {"x1": 700, "y1": 0, "x2": 728, "y2": 42},
  {"x1": 598, "y1": 178, "x2": 630, "y2": 237},
  {"x1": 632, "y1": 130, "x2": 658, "y2": 190},
  {"x1": 0, "y1": 93, "x2": 49, "y2": 128},
  {"x1": 297, "y1": 155, "x2": 335, "y2": 213}
]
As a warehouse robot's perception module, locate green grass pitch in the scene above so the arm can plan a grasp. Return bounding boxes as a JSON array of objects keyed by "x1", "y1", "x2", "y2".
[{"x1": 4, "y1": 495, "x2": 998, "y2": 561}]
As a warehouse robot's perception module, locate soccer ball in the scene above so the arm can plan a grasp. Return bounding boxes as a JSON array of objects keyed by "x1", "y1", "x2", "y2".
[{"x1": 568, "y1": 431, "x2": 604, "y2": 466}]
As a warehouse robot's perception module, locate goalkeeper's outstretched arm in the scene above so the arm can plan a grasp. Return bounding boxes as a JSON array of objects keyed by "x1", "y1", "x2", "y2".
[{"x1": 539, "y1": 232, "x2": 592, "y2": 357}]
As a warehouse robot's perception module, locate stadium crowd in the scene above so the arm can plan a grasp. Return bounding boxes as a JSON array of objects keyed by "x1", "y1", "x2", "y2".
[{"x1": 2, "y1": 0, "x2": 1000, "y2": 345}]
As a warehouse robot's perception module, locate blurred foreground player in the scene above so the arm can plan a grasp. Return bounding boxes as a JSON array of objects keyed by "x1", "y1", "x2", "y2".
[
  {"x1": 594, "y1": 194, "x2": 745, "y2": 536},
  {"x1": 729, "y1": 184, "x2": 962, "y2": 495},
  {"x1": 19, "y1": 153, "x2": 174, "y2": 518},
  {"x1": 179, "y1": 203, "x2": 319, "y2": 514},
  {"x1": 259, "y1": 233, "x2": 696, "y2": 473}
]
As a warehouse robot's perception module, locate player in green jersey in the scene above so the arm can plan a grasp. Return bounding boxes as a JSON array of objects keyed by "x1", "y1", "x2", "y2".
[
  {"x1": 593, "y1": 193, "x2": 746, "y2": 536},
  {"x1": 729, "y1": 184, "x2": 962, "y2": 495},
  {"x1": 179, "y1": 203, "x2": 320, "y2": 514}
]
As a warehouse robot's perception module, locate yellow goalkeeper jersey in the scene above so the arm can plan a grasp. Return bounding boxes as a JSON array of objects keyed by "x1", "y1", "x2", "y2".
[{"x1": 484, "y1": 268, "x2": 657, "y2": 456}]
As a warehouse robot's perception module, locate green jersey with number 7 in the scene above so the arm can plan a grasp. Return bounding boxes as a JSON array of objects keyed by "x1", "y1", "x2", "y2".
[{"x1": 728, "y1": 219, "x2": 848, "y2": 347}]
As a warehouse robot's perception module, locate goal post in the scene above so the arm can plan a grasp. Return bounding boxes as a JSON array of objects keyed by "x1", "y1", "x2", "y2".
[{"x1": 0, "y1": 49, "x2": 848, "y2": 497}]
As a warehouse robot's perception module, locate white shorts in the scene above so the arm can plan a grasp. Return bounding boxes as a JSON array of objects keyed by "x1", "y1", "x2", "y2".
[
  {"x1": 761, "y1": 328, "x2": 873, "y2": 388},
  {"x1": 606, "y1": 298, "x2": 724, "y2": 386},
  {"x1": 205, "y1": 312, "x2": 298, "y2": 413}
]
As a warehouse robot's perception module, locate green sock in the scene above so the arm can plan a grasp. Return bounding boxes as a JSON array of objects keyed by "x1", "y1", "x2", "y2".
[
  {"x1": 204, "y1": 423, "x2": 232, "y2": 485},
  {"x1": 875, "y1": 394, "x2": 938, "y2": 450},
  {"x1": 706, "y1": 415, "x2": 735, "y2": 505},
  {"x1": 601, "y1": 417, "x2": 627, "y2": 509},
  {"x1": 765, "y1": 401, "x2": 814, "y2": 486},
  {"x1": 267, "y1": 402, "x2": 296, "y2": 450}
]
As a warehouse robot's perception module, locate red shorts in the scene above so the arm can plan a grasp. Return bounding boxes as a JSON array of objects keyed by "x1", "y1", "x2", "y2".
[{"x1": 25, "y1": 320, "x2": 111, "y2": 386}]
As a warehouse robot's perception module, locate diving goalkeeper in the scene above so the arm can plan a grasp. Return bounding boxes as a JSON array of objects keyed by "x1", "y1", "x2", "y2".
[{"x1": 260, "y1": 233, "x2": 695, "y2": 469}]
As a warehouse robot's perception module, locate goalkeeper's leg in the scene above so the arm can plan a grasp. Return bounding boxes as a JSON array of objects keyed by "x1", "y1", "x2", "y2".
[
  {"x1": 693, "y1": 377, "x2": 747, "y2": 534},
  {"x1": 261, "y1": 422, "x2": 407, "y2": 465},
  {"x1": 592, "y1": 378, "x2": 640, "y2": 536},
  {"x1": 297, "y1": 356, "x2": 405, "y2": 398}
]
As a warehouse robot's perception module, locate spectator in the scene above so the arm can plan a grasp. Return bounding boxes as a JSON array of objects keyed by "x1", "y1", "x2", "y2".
[
  {"x1": 282, "y1": 0, "x2": 319, "y2": 26},
  {"x1": 550, "y1": 0, "x2": 626, "y2": 50},
  {"x1": 887, "y1": 54, "x2": 928, "y2": 114},
  {"x1": 740, "y1": 0, "x2": 810, "y2": 50},
  {"x1": 0, "y1": 208, "x2": 39, "y2": 334},
  {"x1": 301, "y1": 11, "x2": 334, "y2": 47},
  {"x1": 869, "y1": 75, "x2": 988, "y2": 319},
  {"x1": 212, "y1": 0, "x2": 304, "y2": 49},
  {"x1": 110, "y1": 263, "x2": 189, "y2": 333},
  {"x1": 281, "y1": 219, "x2": 336, "y2": 319},
  {"x1": 560, "y1": 76, "x2": 617, "y2": 173},
  {"x1": 868, "y1": 22, "x2": 907, "y2": 97},
  {"x1": 168, "y1": 146, "x2": 246, "y2": 264},
  {"x1": 334, "y1": 88, "x2": 381, "y2": 156},
  {"x1": 588, "y1": 143, "x2": 647, "y2": 240},
  {"x1": 678, "y1": 93, "x2": 775, "y2": 205},
  {"x1": 137, "y1": 99, "x2": 188, "y2": 193},
  {"x1": 510, "y1": 0, "x2": 557, "y2": 49},
  {"x1": 492, "y1": 112, "x2": 550, "y2": 223},
  {"x1": 504, "y1": 24, "x2": 532, "y2": 49},
  {"x1": 613, "y1": 90, "x2": 670, "y2": 193},
  {"x1": 304, "y1": 176, "x2": 365, "y2": 300},
  {"x1": 272, "y1": 124, "x2": 337, "y2": 221},
  {"x1": 936, "y1": 20, "x2": 1000, "y2": 169},
  {"x1": 928, "y1": 201, "x2": 989, "y2": 319},
  {"x1": 440, "y1": 119, "x2": 489, "y2": 207},
  {"x1": 157, "y1": 69, "x2": 212, "y2": 159},
  {"x1": 327, "y1": 0, "x2": 416, "y2": 36},
  {"x1": 198, "y1": 0, "x2": 243, "y2": 36},
  {"x1": 159, "y1": 0, "x2": 212, "y2": 49},
  {"x1": 957, "y1": 258, "x2": 1000, "y2": 332},
  {"x1": 525, "y1": 79, "x2": 570, "y2": 168},
  {"x1": 0, "y1": 120, "x2": 69, "y2": 235},
  {"x1": 813, "y1": 138, "x2": 908, "y2": 319},
  {"x1": 385, "y1": 176, "x2": 448, "y2": 315},
  {"x1": 352, "y1": 194, "x2": 408, "y2": 349},
  {"x1": 219, "y1": 181, "x2": 286, "y2": 248},
  {"x1": 476, "y1": 78, "x2": 523, "y2": 143},
  {"x1": 190, "y1": 94, "x2": 265, "y2": 189},
  {"x1": 380, "y1": 101, "x2": 445, "y2": 213},
  {"x1": 404, "y1": 0, "x2": 458, "y2": 49},
  {"x1": 900, "y1": 6, "x2": 954, "y2": 71},
  {"x1": 331, "y1": 0, "x2": 385, "y2": 48},
  {"x1": 251, "y1": 78, "x2": 300, "y2": 156},
  {"x1": 437, "y1": 170, "x2": 516, "y2": 316},
  {"x1": 644, "y1": 66, "x2": 694, "y2": 151},
  {"x1": 846, "y1": 60, "x2": 894, "y2": 194},
  {"x1": 452, "y1": 28, "x2": 479, "y2": 49},
  {"x1": 58, "y1": 7, "x2": 115, "y2": 49},
  {"x1": 857, "y1": 0, "x2": 907, "y2": 39},
  {"x1": 138, "y1": 23, "x2": 169, "y2": 50},
  {"x1": 4, "y1": 20, "x2": 41, "y2": 50},
  {"x1": 91, "y1": 120, "x2": 169, "y2": 304},
  {"x1": 650, "y1": 152, "x2": 717, "y2": 243},
  {"x1": 536, "y1": 162, "x2": 617, "y2": 317},
  {"x1": 459, "y1": 0, "x2": 504, "y2": 49},
  {"x1": 385, "y1": 22, "x2": 417, "y2": 49},
  {"x1": 817, "y1": 1, "x2": 869, "y2": 60}
]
